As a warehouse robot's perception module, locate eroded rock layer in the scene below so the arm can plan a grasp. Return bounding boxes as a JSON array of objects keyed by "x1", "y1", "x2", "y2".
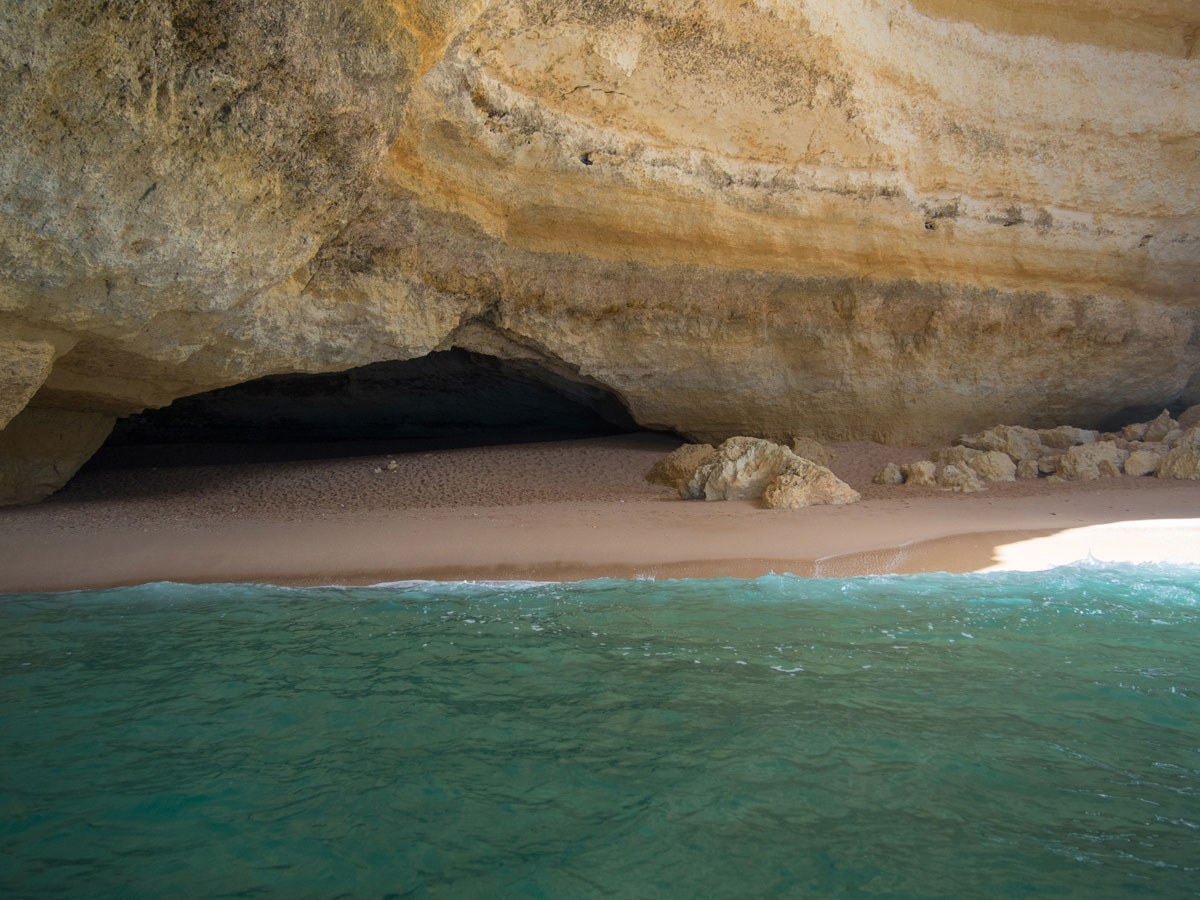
[{"x1": 1, "y1": 0, "x2": 1198, "y2": 502}]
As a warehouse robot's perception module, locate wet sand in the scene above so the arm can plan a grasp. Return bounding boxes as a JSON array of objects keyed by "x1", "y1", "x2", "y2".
[{"x1": 2, "y1": 433, "x2": 1199, "y2": 591}]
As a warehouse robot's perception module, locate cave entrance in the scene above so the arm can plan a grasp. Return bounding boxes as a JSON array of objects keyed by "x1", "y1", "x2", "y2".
[{"x1": 95, "y1": 349, "x2": 645, "y2": 467}]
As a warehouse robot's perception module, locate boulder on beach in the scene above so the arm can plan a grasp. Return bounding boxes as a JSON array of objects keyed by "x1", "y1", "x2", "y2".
[
  {"x1": 1178, "y1": 406, "x2": 1200, "y2": 430},
  {"x1": 932, "y1": 445, "x2": 1015, "y2": 482},
  {"x1": 1016, "y1": 459, "x2": 1039, "y2": 479},
  {"x1": 938, "y1": 464, "x2": 984, "y2": 492},
  {"x1": 1157, "y1": 447, "x2": 1200, "y2": 480},
  {"x1": 900, "y1": 460, "x2": 937, "y2": 486},
  {"x1": 683, "y1": 436, "x2": 859, "y2": 507},
  {"x1": 1124, "y1": 449, "x2": 1163, "y2": 477},
  {"x1": 683, "y1": 436, "x2": 798, "y2": 500},
  {"x1": 956, "y1": 425, "x2": 1043, "y2": 462},
  {"x1": 1037, "y1": 454, "x2": 1060, "y2": 475},
  {"x1": 1036, "y1": 426, "x2": 1098, "y2": 449},
  {"x1": 1122, "y1": 421, "x2": 1149, "y2": 441},
  {"x1": 970, "y1": 450, "x2": 1017, "y2": 483},
  {"x1": 1057, "y1": 441, "x2": 1128, "y2": 480},
  {"x1": 1142, "y1": 410, "x2": 1177, "y2": 443},
  {"x1": 1171, "y1": 426, "x2": 1200, "y2": 451},
  {"x1": 874, "y1": 462, "x2": 904, "y2": 485},
  {"x1": 930, "y1": 445, "x2": 978, "y2": 468},
  {"x1": 763, "y1": 462, "x2": 861, "y2": 509},
  {"x1": 646, "y1": 443, "x2": 716, "y2": 490}
]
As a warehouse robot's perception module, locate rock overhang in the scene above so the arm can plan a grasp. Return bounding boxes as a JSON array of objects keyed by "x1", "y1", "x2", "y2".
[{"x1": 0, "y1": 0, "x2": 1198, "y2": 504}]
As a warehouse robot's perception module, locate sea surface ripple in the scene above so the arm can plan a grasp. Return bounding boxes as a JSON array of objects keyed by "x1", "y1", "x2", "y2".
[{"x1": 2, "y1": 563, "x2": 1198, "y2": 898}]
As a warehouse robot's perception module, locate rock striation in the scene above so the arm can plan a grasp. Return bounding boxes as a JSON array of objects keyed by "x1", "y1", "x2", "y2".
[{"x1": 1, "y1": 1, "x2": 1199, "y2": 503}]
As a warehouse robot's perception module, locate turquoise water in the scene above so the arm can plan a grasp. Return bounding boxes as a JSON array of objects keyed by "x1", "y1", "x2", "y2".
[{"x1": 2, "y1": 566, "x2": 1198, "y2": 899}]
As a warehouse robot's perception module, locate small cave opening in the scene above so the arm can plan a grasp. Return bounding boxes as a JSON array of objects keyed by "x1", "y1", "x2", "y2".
[
  {"x1": 1094, "y1": 398, "x2": 1189, "y2": 434},
  {"x1": 92, "y1": 349, "x2": 651, "y2": 469}
]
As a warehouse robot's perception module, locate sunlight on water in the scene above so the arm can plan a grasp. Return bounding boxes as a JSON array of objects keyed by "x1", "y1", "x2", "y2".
[{"x1": 2, "y1": 564, "x2": 1199, "y2": 898}]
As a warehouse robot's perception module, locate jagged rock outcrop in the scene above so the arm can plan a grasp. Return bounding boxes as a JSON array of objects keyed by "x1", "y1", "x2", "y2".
[{"x1": 2, "y1": 0, "x2": 1199, "y2": 503}]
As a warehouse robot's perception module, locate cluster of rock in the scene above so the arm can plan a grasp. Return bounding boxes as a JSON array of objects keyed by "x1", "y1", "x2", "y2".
[
  {"x1": 647, "y1": 436, "x2": 859, "y2": 510},
  {"x1": 876, "y1": 407, "x2": 1200, "y2": 490}
]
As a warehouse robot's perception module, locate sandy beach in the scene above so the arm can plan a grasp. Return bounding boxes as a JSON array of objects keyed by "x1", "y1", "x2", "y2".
[{"x1": 2, "y1": 433, "x2": 1199, "y2": 592}]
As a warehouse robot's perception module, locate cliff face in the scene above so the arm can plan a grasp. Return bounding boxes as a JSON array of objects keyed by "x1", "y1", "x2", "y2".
[{"x1": 2, "y1": 0, "x2": 1198, "y2": 502}]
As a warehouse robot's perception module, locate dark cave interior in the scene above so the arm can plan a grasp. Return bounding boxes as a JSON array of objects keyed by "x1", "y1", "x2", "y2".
[{"x1": 91, "y1": 349, "x2": 648, "y2": 468}]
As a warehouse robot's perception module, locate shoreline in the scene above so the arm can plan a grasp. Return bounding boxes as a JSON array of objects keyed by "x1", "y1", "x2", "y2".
[{"x1": 3, "y1": 434, "x2": 1200, "y2": 592}]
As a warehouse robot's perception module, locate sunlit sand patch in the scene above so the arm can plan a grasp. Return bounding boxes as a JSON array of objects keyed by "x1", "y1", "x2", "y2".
[{"x1": 984, "y1": 519, "x2": 1200, "y2": 572}]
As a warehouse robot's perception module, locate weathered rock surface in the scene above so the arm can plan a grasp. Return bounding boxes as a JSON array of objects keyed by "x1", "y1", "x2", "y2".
[
  {"x1": 2, "y1": 0, "x2": 1199, "y2": 502},
  {"x1": 1058, "y1": 441, "x2": 1129, "y2": 481},
  {"x1": 1122, "y1": 421, "x2": 1150, "y2": 441},
  {"x1": 938, "y1": 464, "x2": 984, "y2": 492},
  {"x1": 1016, "y1": 459, "x2": 1039, "y2": 479},
  {"x1": 1178, "y1": 406, "x2": 1200, "y2": 430},
  {"x1": 762, "y1": 463, "x2": 861, "y2": 509},
  {"x1": 969, "y1": 451, "x2": 1018, "y2": 483},
  {"x1": 1037, "y1": 426, "x2": 1098, "y2": 450},
  {"x1": 1124, "y1": 449, "x2": 1164, "y2": 477},
  {"x1": 900, "y1": 461, "x2": 938, "y2": 487},
  {"x1": 1158, "y1": 447, "x2": 1200, "y2": 480},
  {"x1": 1, "y1": 339, "x2": 59, "y2": 429},
  {"x1": 1143, "y1": 410, "x2": 1177, "y2": 443},
  {"x1": 682, "y1": 436, "x2": 857, "y2": 506},
  {"x1": 646, "y1": 443, "x2": 715, "y2": 491},
  {"x1": 932, "y1": 445, "x2": 1014, "y2": 482},
  {"x1": 957, "y1": 425, "x2": 1044, "y2": 462},
  {"x1": 930, "y1": 445, "x2": 979, "y2": 468},
  {"x1": 0, "y1": 407, "x2": 114, "y2": 506},
  {"x1": 874, "y1": 462, "x2": 904, "y2": 485},
  {"x1": 684, "y1": 437, "x2": 799, "y2": 501},
  {"x1": 790, "y1": 436, "x2": 836, "y2": 469},
  {"x1": 1171, "y1": 427, "x2": 1200, "y2": 451}
]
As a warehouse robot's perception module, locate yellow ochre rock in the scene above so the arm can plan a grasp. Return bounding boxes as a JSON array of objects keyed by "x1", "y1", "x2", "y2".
[{"x1": 1, "y1": 0, "x2": 1198, "y2": 503}]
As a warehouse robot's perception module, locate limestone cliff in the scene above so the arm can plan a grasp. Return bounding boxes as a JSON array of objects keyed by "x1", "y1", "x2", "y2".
[{"x1": 1, "y1": 0, "x2": 1198, "y2": 502}]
